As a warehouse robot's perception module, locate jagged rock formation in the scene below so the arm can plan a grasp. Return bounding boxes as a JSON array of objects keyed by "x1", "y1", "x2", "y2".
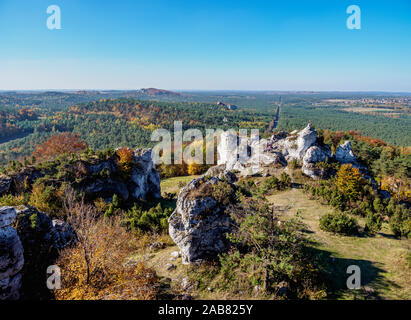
[
  {"x1": 217, "y1": 123, "x2": 333, "y2": 179},
  {"x1": 0, "y1": 207, "x2": 24, "y2": 300},
  {"x1": 168, "y1": 174, "x2": 235, "y2": 264},
  {"x1": 130, "y1": 148, "x2": 161, "y2": 199},
  {"x1": 0, "y1": 148, "x2": 161, "y2": 202},
  {"x1": 0, "y1": 176, "x2": 11, "y2": 195},
  {"x1": 270, "y1": 123, "x2": 318, "y2": 161},
  {"x1": 14, "y1": 206, "x2": 76, "y2": 299},
  {"x1": 335, "y1": 141, "x2": 357, "y2": 164},
  {"x1": 302, "y1": 145, "x2": 332, "y2": 180}
]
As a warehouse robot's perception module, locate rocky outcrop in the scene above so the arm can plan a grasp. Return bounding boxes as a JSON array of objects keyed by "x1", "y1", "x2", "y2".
[
  {"x1": 302, "y1": 145, "x2": 332, "y2": 179},
  {"x1": 14, "y1": 206, "x2": 76, "y2": 299},
  {"x1": 216, "y1": 123, "x2": 363, "y2": 179},
  {"x1": 271, "y1": 123, "x2": 317, "y2": 161},
  {"x1": 335, "y1": 141, "x2": 357, "y2": 164},
  {"x1": 0, "y1": 207, "x2": 24, "y2": 300},
  {"x1": 168, "y1": 175, "x2": 235, "y2": 264},
  {"x1": 0, "y1": 176, "x2": 11, "y2": 195},
  {"x1": 80, "y1": 148, "x2": 161, "y2": 201},
  {"x1": 2, "y1": 148, "x2": 161, "y2": 202},
  {"x1": 217, "y1": 131, "x2": 239, "y2": 170},
  {"x1": 217, "y1": 123, "x2": 320, "y2": 176},
  {"x1": 130, "y1": 148, "x2": 161, "y2": 200}
]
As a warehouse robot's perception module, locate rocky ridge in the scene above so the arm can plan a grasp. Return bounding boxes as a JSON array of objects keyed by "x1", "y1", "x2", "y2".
[{"x1": 217, "y1": 123, "x2": 358, "y2": 179}]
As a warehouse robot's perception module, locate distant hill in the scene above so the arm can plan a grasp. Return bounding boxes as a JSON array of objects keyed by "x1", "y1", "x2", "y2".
[{"x1": 138, "y1": 88, "x2": 181, "y2": 97}]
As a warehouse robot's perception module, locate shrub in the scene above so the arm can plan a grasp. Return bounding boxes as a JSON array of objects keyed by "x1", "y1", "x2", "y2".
[
  {"x1": 279, "y1": 172, "x2": 292, "y2": 189},
  {"x1": 319, "y1": 212, "x2": 359, "y2": 235},
  {"x1": 259, "y1": 176, "x2": 280, "y2": 194},
  {"x1": 29, "y1": 183, "x2": 62, "y2": 216},
  {"x1": 288, "y1": 159, "x2": 299, "y2": 169},
  {"x1": 389, "y1": 204, "x2": 411, "y2": 238},
  {"x1": 104, "y1": 194, "x2": 121, "y2": 218},
  {"x1": 364, "y1": 211, "x2": 382, "y2": 235},
  {"x1": 212, "y1": 181, "x2": 235, "y2": 205},
  {"x1": 0, "y1": 194, "x2": 27, "y2": 206},
  {"x1": 124, "y1": 203, "x2": 172, "y2": 232}
]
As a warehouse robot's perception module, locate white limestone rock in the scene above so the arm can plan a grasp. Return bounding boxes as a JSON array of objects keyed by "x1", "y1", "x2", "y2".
[
  {"x1": 0, "y1": 207, "x2": 17, "y2": 229},
  {"x1": 168, "y1": 176, "x2": 234, "y2": 264},
  {"x1": 0, "y1": 207, "x2": 24, "y2": 300},
  {"x1": 335, "y1": 141, "x2": 357, "y2": 164}
]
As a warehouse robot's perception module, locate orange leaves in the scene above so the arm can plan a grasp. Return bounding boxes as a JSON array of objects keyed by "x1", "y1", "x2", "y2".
[
  {"x1": 116, "y1": 147, "x2": 134, "y2": 179},
  {"x1": 117, "y1": 147, "x2": 134, "y2": 165},
  {"x1": 33, "y1": 132, "x2": 87, "y2": 161}
]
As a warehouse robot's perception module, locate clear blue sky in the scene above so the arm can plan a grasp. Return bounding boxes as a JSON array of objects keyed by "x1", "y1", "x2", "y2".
[{"x1": 0, "y1": 0, "x2": 410, "y2": 91}]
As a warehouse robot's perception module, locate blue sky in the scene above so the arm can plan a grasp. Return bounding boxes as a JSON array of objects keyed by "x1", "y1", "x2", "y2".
[{"x1": 0, "y1": 0, "x2": 410, "y2": 91}]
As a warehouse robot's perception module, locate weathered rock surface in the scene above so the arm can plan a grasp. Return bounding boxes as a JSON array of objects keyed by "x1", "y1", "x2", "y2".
[
  {"x1": 301, "y1": 145, "x2": 332, "y2": 179},
  {"x1": 0, "y1": 176, "x2": 11, "y2": 196},
  {"x1": 2, "y1": 148, "x2": 161, "y2": 202},
  {"x1": 216, "y1": 123, "x2": 361, "y2": 179},
  {"x1": 131, "y1": 148, "x2": 161, "y2": 200},
  {"x1": 335, "y1": 141, "x2": 357, "y2": 164},
  {"x1": 271, "y1": 123, "x2": 317, "y2": 161},
  {"x1": 168, "y1": 176, "x2": 234, "y2": 264},
  {"x1": 0, "y1": 207, "x2": 24, "y2": 300},
  {"x1": 217, "y1": 123, "x2": 324, "y2": 176},
  {"x1": 14, "y1": 206, "x2": 76, "y2": 299}
]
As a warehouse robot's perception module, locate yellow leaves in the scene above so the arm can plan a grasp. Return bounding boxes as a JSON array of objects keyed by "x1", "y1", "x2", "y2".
[{"x1": 335, "y1": 164, "x2": 365, "y2": 201}]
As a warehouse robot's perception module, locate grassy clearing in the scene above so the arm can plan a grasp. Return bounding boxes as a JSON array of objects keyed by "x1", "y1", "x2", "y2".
[
  {"x1": 267, "y1": 188, "x2": 411, "y2": 300},
  {"x1": 160, "y1": 175, "x2": 201, "y2": 195}
]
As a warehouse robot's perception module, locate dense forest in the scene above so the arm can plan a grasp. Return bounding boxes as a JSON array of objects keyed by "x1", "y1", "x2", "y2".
[{"x1": 278, "y1": 104, "x2": 411, "y2": 146}]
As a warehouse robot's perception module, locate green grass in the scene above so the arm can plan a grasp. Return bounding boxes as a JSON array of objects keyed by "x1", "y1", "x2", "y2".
[
  {"x1": 267, "y1": 188, "x2": 411, "y2": 300},
  {"x1": 160, "y1": 175, "x2": 201, "y2": 195}
]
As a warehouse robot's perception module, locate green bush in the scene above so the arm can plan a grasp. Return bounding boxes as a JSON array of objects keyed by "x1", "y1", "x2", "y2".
[
  {"x1": 124, "y1": 203, "x2": 172, "y2": 232},
  {"x1": 211, "y1": 181, "x2": 235, "y2": 206},
  {"x1": 319, "y1": 212, "x2": 359, "y2": 235},
  {"x1": 389, "y1": 204, "x2": 411, "y2": 238},
  {"x1": 279, "y1": 172, "x2": 292, "y2": 189},
  {"x1": 364, "y1": 211, "x2": 382, "y2": 235}
]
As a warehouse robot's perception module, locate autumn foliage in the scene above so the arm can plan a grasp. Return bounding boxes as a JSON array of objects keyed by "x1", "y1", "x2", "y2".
[
  {"x1": 55, "y1": 191, "x2": 159, "y2": 300},
  {"x1": 335, "y1": 164, "x2": 365, "y2": 201},
  {"x1": 116, "y1": 147, "x2": 134, "y2": 178},
  {"x1": 33, "y1": 132, "x2": 87, "y2": 161}
]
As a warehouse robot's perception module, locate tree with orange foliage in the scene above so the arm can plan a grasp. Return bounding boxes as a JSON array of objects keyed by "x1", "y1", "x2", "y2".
[
  {"x1": 116, "y1": 147, "x2": 134, "y2": 179},
  {"x1": 33, "y1": 132, "x2": 87, "y2": 161},
  {"x1": 335, "y1": 164, "x2": 365, "y2": 202}
]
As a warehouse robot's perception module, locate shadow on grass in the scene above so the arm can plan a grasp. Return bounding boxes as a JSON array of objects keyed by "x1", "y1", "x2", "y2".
[{"x1": 309, "y1": 247, "x2": 400, "y2": 300}]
